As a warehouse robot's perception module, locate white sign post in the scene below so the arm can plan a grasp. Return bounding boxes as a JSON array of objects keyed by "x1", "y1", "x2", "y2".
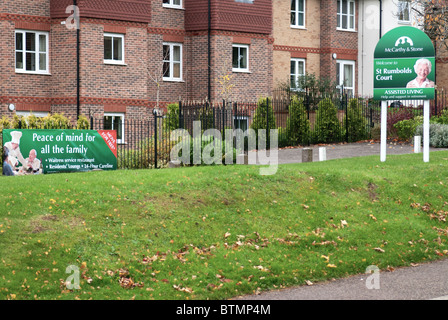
[
  {"x1": 423, "y1": 100, "x2": 430, "y2": 162},
  {"x1": 375, "y1": 27, "x2": 435, "y2": 163}
]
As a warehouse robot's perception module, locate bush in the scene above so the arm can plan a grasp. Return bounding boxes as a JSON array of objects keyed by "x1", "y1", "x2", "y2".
[
  {"x1": 393, "y1": 116, "x2": 423, "y2": 141},
  {"x1": 250, "y1": 97, "x2": 277, "y2": 148},
  {"x1": 387, "y1": 107, "x2": 415, "y2": 136},
  {"x1": 285, "y1": 96, "x2": 310, "y2": 146},
  {"x1": 415, "y1": 123, "x2": 448, "y2": 148},
  {"x1": 164, "y1": 103, "x2": 179, "y2": 131},
  {"x1": 314, "y1": 98, "x2": 341, "y2": 143},
  {"x1": 432, "y1": 109, "x2": 448, "y2": 125},
  {"x1": 344, "y1": 98, "x2": 369, "y2": 142}
]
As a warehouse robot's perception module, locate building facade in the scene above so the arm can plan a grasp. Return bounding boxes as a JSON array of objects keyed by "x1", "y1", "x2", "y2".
[{"x1": 3, "y1": 0, "x2": 441, "y2": 127}]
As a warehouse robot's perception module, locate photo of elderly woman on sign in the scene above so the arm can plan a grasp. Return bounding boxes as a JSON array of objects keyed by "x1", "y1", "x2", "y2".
[{"x1": 406, "y1": 58, "x2": 435, "y2": 88}]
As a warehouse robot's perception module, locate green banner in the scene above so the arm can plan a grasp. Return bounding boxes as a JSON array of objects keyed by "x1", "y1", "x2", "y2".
[
  {"x1": 2, "y1": 129, "x2": 117, "y2": 175},
  {"x1": 374, "y1": 26, "x2": 435, "y2": 100}
]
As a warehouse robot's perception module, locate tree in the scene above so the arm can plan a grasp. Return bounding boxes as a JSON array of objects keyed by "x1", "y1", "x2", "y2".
[{"x1": 410, "y1": 0, "x2": 448, "y2": 57}]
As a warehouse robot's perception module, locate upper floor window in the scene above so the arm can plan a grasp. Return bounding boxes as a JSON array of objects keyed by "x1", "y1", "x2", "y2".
[
  {"x1": 104, "y1": 33, "x2": 125, "y2": 65},
  {"x1": 337, "y1": 0, "x2": 355, "y2": 31},
  {"x1": 291, "y1": 0, "x2": 305, "y2": 28},
  {"x1": 398, "y1": 0, "x2": 411, "y2": 23},
  {"x1": 163, "y1": 43, "x2": 183, "y2": 81},
  {"x1": 163, "y1": 0, "x2": 182, "y2": 9},
  {"x1": 232, "y1": 44, "x2": 249, "y2": 72},
  {"x1": 15, "y1": 30, "x2": 49, "y2": 74}
]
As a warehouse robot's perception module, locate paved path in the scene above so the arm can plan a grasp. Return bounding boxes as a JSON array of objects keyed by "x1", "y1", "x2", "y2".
[
  {"x1": 239, "y1": 141, "x2": 448, "y2": 300},
  {"x1": 272, "y1": 140, "x2": 448, "y2": 164},
  {"x1": 236, "y1": 258, "x2": 448, "y2": 300}
]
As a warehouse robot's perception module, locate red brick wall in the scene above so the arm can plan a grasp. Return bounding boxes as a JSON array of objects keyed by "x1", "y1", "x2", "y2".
[
  {"x1": 320, "y1": 0, "x2": 358, "y2": 94},
  {"x1": 185, "y1": 0, "x2": 272, "y2": 34},
  {"x1": 1, "y1": 0, "x2": 274, "y2": 121}
]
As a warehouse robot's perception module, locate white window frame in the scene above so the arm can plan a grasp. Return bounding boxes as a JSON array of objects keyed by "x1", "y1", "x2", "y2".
[
  {"x1": 337, "y1": 0, "x2": 355, "y2": 31},
  {"x1": 15, "y1": 30, "x2": 50, "y2": 75},
  {"x1": 397, "y1": 0, "x2": 411, "y2": 24},
  {"x1": 162, "y1": 0, "x2": 182, "y2": 9},
  {"x1": 291, "y1": 0, "x2": 306, "y2": 29},
  {"x1": 290, "y1": 58, "x2": 306, "y2": 91},
  {"x1": 233, "y1": 115, "x2": 249, "y2": 131},
  {"x1": 104, "y1": 33, "x2": 125, "y2": 65},
  {"x1": 336, "y1": 60, "x2": 355, "y2": 96},
  {"x1": 104, "y1": 113, "x2": 125, "y2": 144},
  {"x1": 163, "y1": 42, "x2": 183, "y2": 82},
  {"x1": 232, "y1": 44, "x2": 250, "y2": 73},
  {"x1": 16, "y1": 111, "x2": 48, "y2": 118}
]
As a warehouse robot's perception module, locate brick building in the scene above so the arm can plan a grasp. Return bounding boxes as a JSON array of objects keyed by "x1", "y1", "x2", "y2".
[{"x1": 1, "y1": 0, "x2": 362, "y2": 125}]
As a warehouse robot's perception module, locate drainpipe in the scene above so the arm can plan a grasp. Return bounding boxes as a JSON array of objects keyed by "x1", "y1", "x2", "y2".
[
  {"x1": 379, "y1": 0, "x2": 382, "y2": 39},
  {"x1": 74, "y1": 0, "x2": 80, "y2": 120}
]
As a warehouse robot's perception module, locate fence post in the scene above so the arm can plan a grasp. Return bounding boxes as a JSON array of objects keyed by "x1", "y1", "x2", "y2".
[
  {"x1": 345, "y1": 93, "x2": 349, "y2": 143},
  {"x1": 266, "y1": 97, "x2": 270, "y2": 149},
  {"x1": 154, "y1": 112, "x2": 158, "y2": 169},
  {"x1": 178, "y1": 101, "x2": 183, "y2": 129}
]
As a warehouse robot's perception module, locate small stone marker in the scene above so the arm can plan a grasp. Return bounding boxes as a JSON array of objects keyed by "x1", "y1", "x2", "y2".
[
  {"x1": 236, "y1": 153, "x2": 248, "y2": 165},
  {"x1": 168, "y1": 160, "x2": 181, "y2": 168},
  {"x1": 319, "y1": 147, "x2": 326, "y2": 161},
  {"x1": 302, "y1": 148, "x2": 313, "y2": 163},
  {"x1": 414, "y1": 136, "x2": 422, "y2": 153}
]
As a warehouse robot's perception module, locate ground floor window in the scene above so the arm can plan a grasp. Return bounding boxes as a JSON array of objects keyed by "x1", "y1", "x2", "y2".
[
  {"x1": 233, "y1": 115, "x2": 249, "y2": 132},
  {"x1": 104, "y1": 113, "x2": 125, "y2": 144},
  {"x1": 290, "y1": 58, "x2": 306, "y2": 91},
  {"x1": 336, "y1": 60, "x2": 355, "y2": 96}
]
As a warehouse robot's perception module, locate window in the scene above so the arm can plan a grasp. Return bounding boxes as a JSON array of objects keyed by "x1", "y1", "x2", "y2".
[
  {"x1": 291, "y1": 0, "x2": 305, "y2": 28},
  {"x1": 234, "y1": 116, "x2": 249, "y2": 132},
  {"x1": 163, "y1": 0, "x2": 182, "y2": 9},
  {"x1": 163, "y1": 43, "x2": 183, "y2": 81},
  {"x1": 104, "y1": 113, "x2": 125, "y2": 144},
  {"x1": 104, "y1": 33, "x2": 125, "y2": 64},
  {"x1": 336, "y1": 60, "x2": 355, "y2": 96},
  {"x1": 16, "y1": 111, "x2": 48, "y2": 118},
  {"x1": 337, "y1": 0, "x2": 355, "y2": 31},
  {"x1": 232, "y1": 44, "x2": 249, "y2": 72},
  {"x1": 398, "y1": 0, "x2": 411, "y2": 23},
  {"x1": 15, "y1": 30, "x2": 49, "y2": 74},
  {"x1": 290, "y1": 58, "x2": 305, "y2": 90}
]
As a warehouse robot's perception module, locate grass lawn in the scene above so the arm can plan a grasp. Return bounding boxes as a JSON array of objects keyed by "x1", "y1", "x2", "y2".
[{"x1": 1, "y1": 151, "x2": 448, "y2": 300}]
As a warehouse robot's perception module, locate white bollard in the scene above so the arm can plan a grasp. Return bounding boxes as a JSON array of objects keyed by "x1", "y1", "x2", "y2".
[
  {"x1": 414, "y1": 136, "x2": 422, "y2": 153},
  {"x1": 319, "y1": 147, "x2": 326, "y2": 161}
]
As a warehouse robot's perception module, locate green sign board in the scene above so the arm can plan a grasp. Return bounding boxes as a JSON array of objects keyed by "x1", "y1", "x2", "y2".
[
  {"x1": 374, "y1": 26, "x2": 435, "y2": 100},
  {"x1": 2, "y1": 129, "x2": 117, "y2": 175}
]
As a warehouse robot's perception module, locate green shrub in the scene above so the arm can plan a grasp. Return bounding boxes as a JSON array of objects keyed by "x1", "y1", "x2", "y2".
[
  {"x1": 344, "y1": 98, "x2": 369, "y2": 142},
  {"x1": 393, "y1": 116, "x2": 423, "y2": 141},
  {"x1": 415, "y1": 123, "x2": 448, "y2": 148},
  {"x1": 286, "y1": 96, "x2": 310, "y2": 145},
  {"x1": 314, "y1": 98, "x2": 341, "y2": 143},
  {"x1": 250, "y1": 97, "x2": 277, "y2": 148},
  {"x1": 164, "y1": 103, "x2": 180, "y2": 131},
  {"x1": 432, "y1": 109, "x2": 448, "y2": 125}
]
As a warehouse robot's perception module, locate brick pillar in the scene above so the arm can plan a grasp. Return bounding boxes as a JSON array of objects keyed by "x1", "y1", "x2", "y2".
[{"x1": 320, "y1": 0, "x2": 337, "y2": 82}]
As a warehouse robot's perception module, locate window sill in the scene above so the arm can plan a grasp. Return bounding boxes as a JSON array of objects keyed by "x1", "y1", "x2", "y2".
[
  {"x1": 162, "y1": 5, "x2": 184, "y2": 10},
  {"x1": 104, "y1": 61, "x2": 127, "y2": 66},
  {"x1": 290, "y1": 26, "x2": 307, "y2": 30},
  {"x1": 397, "y1": 21, "x2": 411, "y2": 25},
  {"x1": 232, "y1": 69, "x2": 251, "y2": 74},
  {"x1": 15, "y1": 70, "x2": 51, "y2": 76},
  {"x1": 336, "y1": 28, "x2": 357, "y2": 33},
  {"x1": 163, "y1": 78, "x2": 184, "y2": 83}
]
